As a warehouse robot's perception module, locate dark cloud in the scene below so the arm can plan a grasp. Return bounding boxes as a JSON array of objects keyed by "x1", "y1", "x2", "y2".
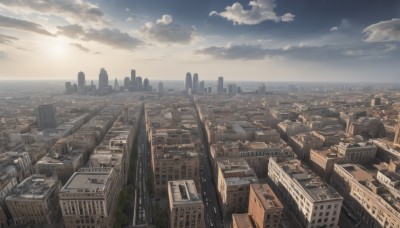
[
  {"x1": 196, "y1": 43, "x2": 399, "y2": 61},
  {"x1": 0, "y1": 0, "x2": 105, "y2": 23},
  {"x1": 70, "y1": 43, "x2": 90, "y2": 53},
  {"x1": 57, "y1": 25, "x2": 142, "y2": 50},
  {"x1": 141, "y1": 15, "x2": 195, "y2": 44},
  {"x1": 0, "y1": 15, "x2": 53, "y2": 36},
  {"x1": 363, "y1": 18, "x2": 400, "y2": 43},
  {"x1": 209, "y1": 0, "x2": 294, "y2": 25},
  {"x1": 0, "y1": 34, "x2": 18, "y2": 46}
]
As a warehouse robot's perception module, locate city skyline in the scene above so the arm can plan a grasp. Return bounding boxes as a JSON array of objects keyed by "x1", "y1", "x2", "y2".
[{"x1": 1, "y1": 0, "x2": 400, "y2": 82}]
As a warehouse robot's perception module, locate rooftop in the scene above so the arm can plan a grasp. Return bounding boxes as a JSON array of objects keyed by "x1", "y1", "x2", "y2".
[
  {"x1": 232, "y1": 214, "x2": 254, "y2": 228},
  {"x1": 251, "y1": 184, "x2": 283, "y2": 210},
  {"x1": 278, "y1": 159, "x2": 342, "y2": 202},
  {"x1": 7, "y1": 175, "x2": 58, "y2": 200},
  {"x1": 61, "y1": 168, "x2": 113, "y2": 193},
  {"x1": 168, "y1": 180, "x2": 202, "y2": 206}
]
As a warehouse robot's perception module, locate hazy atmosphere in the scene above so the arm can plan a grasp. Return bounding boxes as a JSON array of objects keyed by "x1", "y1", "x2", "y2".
[{"x1": 1, "y1": 0, "x2": 399, "y2": 82}]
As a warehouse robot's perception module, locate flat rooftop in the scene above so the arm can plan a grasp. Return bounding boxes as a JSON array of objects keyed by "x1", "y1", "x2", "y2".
[
  {"x1": 7, "y1": 175, "x2": 58, "y2": 200},
  {"x1": 279, "y1": 159, "x2": 342, "y2": 202},
  {"x1": 62, "y1": 168, "x2": 113, "y2": 193},
  {"x1": 168, "y1": 180, "x2": 202, "y2": 206},
  {"x1": 251, "y1": 184, "x2": 283, "y2": 210},
  {"x1": 232, "y1": 214, "x2": 254, "y2": 228}
]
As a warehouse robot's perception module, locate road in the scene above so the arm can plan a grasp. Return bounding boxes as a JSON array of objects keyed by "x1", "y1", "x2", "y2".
[
  {"x1": 133, "y1": 118, "x2": 152, "y2": 225},
  {"x1": 192, "y1": 100, "x2": 224, "y2": 228}
]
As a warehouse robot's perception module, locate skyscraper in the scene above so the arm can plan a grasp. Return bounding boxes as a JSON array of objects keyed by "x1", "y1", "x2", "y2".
[
  {"x1": 135, "y1": 76, "x2": 143, "y2": 90},
  {"x1": 99, "y1": 68, "x2": 108, "y2": 89},
  {"x1": 37, "y1": 104, "x2": 57, "y2": 129},
  {"x1": 143, "y1": 77, "x2": 150, "y2": 91},
  {"x1": 124, "y1": 77, "x2": 130, "y2": 90},
  {"x1": 199, "y1": 81, "x2": 205, "y2": 93},
  {"x1": 65, "y1": 82, "x2": 72, "y2": 95},
  {"x1": 193, "y1": 73, "x2": 199, "y2": 92},
  {"x1": 77, "y1": 71, "x2": 86, "y2": 94},
  {"x1": 217, "y1": 76, "x2": 224, "y2": 94},
  {"x1": 130, "y1": 69, "x2": 136, "y2": 86},
  {"x1": 185, "y1": 72, "x2": 192, "y2": 90},
  {"x1": 158, "y1": 81, "x2": 163, "y2": 93}
]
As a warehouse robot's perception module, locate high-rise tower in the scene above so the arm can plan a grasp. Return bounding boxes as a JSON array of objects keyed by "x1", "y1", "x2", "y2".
[
  {"x1": 99, "y1": 68, "x2": 108, "y2": 89},
  {"x1": 217, "y1": 76, "x2": 224, "y2": 94},
  {"x1": 193, "y1": 73, "x2": 199, "y2": 93},
  {"x1": 131, "y1": 69, "x2": 136, "y2": 86},
  {"x1": 185, "y1": 72, "x2": 192, "y2": 90},
  {"x1": 77, "y1": 71, "x2": 86, "y2": 93},
  {"x1": 37, "y1": 104, "x2": 57, "y2": 129}
]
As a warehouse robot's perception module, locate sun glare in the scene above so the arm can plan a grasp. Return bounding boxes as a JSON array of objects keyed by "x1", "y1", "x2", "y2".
[{"x1": 51, "y1": 45, "x2": 66, "y2": 57}]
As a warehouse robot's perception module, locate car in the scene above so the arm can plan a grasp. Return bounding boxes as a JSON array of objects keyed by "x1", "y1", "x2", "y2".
[{"x1": 213, "y1": 206, "x2": 217, "y2": 214}]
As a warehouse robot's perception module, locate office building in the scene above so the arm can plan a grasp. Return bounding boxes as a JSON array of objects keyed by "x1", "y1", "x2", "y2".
[
  {"x1": 65, "y1": 82, "x2": 73, "y2": 95},
  {"x1": 167, "y1": 180, "x2": 204, "y2": 228},
  {"x1": 143, "y1": 77, "x2": 150, "y2": 91},
  {"x1": 37, "y1": 104, "x2": 57, "y2": 129},
  {"x1": 124, "y1": 77, "x2": 130, "y2": 90},
  {"x1": 185, "y1": 72, "x2": 193, "y2": 90},
  {"x1": 131, "y1": 69, "x2": 136, "y2": 85},
  {"x1": 199, "y1": 81, "x2": 205, "y2": 93},
  {"x1": 158, "y1": 81, "x2": 164, "y2": 93},
  {"x1": 217, "y1": 159, "x2": 258, "y2": 217},
  {"x1": 77, "y1": 71, "x2": 86, "y2": 94},
  {"x1": 258, "y1": 83, "x2": 266, "y2": 95},
  {"x1": 59, "y1": 168, "x2": 117, "y2": 228},
  {"x1": 135, "y1": 76, "x2": 143, "y2": 90},
  {"x1": 268, "y1": 158, "x2": 343, "y2": 228},
  {"x1": 98, "y1": 68, "x2": 108, "y2": 89},
  {"x1": 217, "y1": 76, "x2": 224, "y2": 94},
  {"x1": 193, "y1": 73, "x2": 199, "y2": 93},
  {"x1": 6, "y1": 175, "x2": 62, "y2": 226}
]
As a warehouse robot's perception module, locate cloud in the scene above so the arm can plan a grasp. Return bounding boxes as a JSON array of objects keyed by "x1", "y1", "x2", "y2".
[
  {"x1": 57, "y1": 25, "x2": 142, "y2": 50},
  {"x1": 209, "y1": 0, "x2": 294, "y2": 25},
  {"x1": 0, "y1": 33, "x2": 18, "y2": 46},
  {"x1": 0, "y1": 15, "x2": 53, "y2": 36},
  {"x1": 363, "y1": 18, "x2": 400, "y2": 43},
  {"x1": 141, "y1": 14, "x2": 196, "y2": 44},
  {"x1": 330, "y1": 26, "x2": 338, "y2": 32},
  {"x1": 0, "y1": 0, "x2": 105, "y2": 24},
  {"x1": 196, "y1": 43, "x2": 399, "y2": 61},
  {"x1": 70, "y1": 43, "x2": 90, "y2": 52},
  {"x1": 0, "y1": 50, "x2": 6, "y2": 59}
]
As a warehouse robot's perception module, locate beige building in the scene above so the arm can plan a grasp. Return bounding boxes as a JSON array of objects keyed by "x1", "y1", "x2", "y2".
[
  {"x1": 268, "y1": 158, "x2": 343, "y2": 228},
  {"x1": 248, "y1": 184, "x2": 283, "y2": 228},
  {"x1": 210, "y1": 140, "x2": 293, "y2": 178},
  {"x1": 217, "y1": 159, "x2": 258, "y2": 218},
  {"x1": 309, "y1": 148, "x2": 347, "y2": 181},
  {"x1": 331, "y1": 163, "x2": 400, "y2": 228},
  {"x1": 290, "y1": 133, "x2": 324, "y2": 160},
  {"x1": 167, "y1": 180, "x2": 204, "y2": 228},
  {"x1": 59, "y1": 168, "x2": 117, "y2": 228},
  {"x1": 232, "y1": 213, "x2": 253, "y2": 228},
  {"x1": 336, "y1": 141, "x2": 377, "y2": 163},
  {"x1": 151, "y1": 129, "x2": 200, "y2": 197},
  {"x1": 5, "y1": 175, "x2": 62, "y2": 226}
]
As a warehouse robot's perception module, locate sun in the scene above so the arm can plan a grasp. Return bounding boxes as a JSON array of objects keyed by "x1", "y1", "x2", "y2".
[{"x1": 51, "y1": 45, "x2": 66, "y2": 57}]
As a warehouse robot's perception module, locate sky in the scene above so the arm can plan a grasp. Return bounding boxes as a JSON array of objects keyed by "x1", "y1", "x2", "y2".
[{"x1": 0, "y1": 0, "x2": 399, "y2": 82}]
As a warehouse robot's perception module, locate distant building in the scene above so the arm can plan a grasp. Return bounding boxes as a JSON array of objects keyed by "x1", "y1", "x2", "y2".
[
  {"x1": 258, "y1": 83, "x2": 266, "y2": 95},
  {"x1": 167, "y1": 180, "x2": 204, "y2": 228},
  {"x1": 193, "y1": 73, "x2": 199, "y2": 93},
  {"x1": 268, "y1": 158, "x2": 343, "y2": 228},
  {"x1": 370, "y1": 97, "x2": 381, "y2": 107},
  {"x1": 185, "y1": 72, "x2": 193, "y2": 91},
  {"x1": 6, "y1": 175, "x2": 62, "y2": 226},
  {"x1": 59, "y1": 168, "x2": 117, "y2": 228},
  {"x1": 98, "y1": 68, "x2": 108, "y2": 89},
  {"x1": 143, "y1": 77, "x2": 150, "y2": 91},
  {"x1": 199, "y1": 81, "x2": 205, "y2": 93},
  {"x1": 158, "y1": 81, "x2": 164, "y2": 93},
  {"x1": 77, "y1": 71, "x2": 86, "y2": 94},
  {"x1": 347, "y1": 117, "x2": 385, "y2": 139},
  {"x1": 227, "y1": 83, "x2": 237, "y2": 95},
  {"x1": 135, "y1": 76, "x2": 143, "y2": 90},
  {"x1": 124, "y1": 77, "x2": 130, "y2": 90},
  {"x1": 217, "y1": 159, "x2": 258, "y2": 217},
  {"x1": 37, "y1": 104, "x2": 57, "y2": 129},
  {"x1": 130, "y1": 69, "x2": 136, "y2": 85},
  {"x1": 217, "y1": 77, "x2": 224, "y2": 94},
  {"x1": 65, "y1": 82, "x2": 73, "y2": 95}
]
